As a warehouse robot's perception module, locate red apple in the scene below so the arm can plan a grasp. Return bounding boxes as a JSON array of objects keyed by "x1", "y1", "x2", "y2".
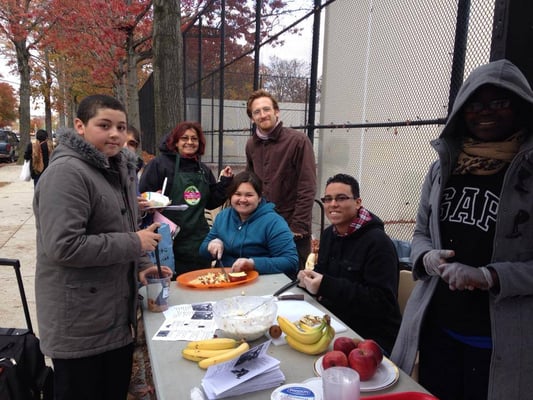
[
  {"x1": 322, "y1": 350, "x2": 349, "y2": 370},
  {"x1": 348, "y1": 348, "x2": 378, "y2": 381},
  {"x1": 333, "y1": 336, "x2": 357, "y2": 357},
  {"x1": 357, "y1": 339, "x2": 383, "y2": 365}
]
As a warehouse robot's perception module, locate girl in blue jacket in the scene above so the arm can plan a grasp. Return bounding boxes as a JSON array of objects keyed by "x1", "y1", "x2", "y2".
[{"x1": 200, "y1": 171, "x2": 298, "y2": 276}]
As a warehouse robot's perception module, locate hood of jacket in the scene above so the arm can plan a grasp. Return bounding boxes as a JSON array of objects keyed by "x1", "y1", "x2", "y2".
[
  {"x1": 440, "y1": 59, "x2": 533, "y2": 141},
  {"x1": 158, "y1": 132, "x2": 173, "y2": 154},
  {"x1": 54, "y1": 127, "x2": 138, "y2": 171}
]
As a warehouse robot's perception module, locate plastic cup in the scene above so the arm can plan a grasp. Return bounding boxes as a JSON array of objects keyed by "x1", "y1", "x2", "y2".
[
  {"x1": 322, "y1": 366, "x2": 360, "y2": 400},
  {"x1": 146, "y1": 273, "x2": 171, "y2": 312}
]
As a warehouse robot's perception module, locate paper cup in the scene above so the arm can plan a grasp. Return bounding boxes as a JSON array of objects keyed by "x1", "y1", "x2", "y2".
[{"x1": 146, "y1": 273, "x2": 171, "y2": 312}]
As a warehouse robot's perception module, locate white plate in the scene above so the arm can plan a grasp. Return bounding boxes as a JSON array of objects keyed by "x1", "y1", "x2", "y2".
[
  {"x1": 144, "y1": 204, "x2": 189, "y2": 211},
  {"x1": 313, "y1": 356, "x2": 399, "y2": 392}
]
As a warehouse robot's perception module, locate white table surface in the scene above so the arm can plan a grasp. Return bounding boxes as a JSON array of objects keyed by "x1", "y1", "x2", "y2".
[{"x1": 142, "y1": 273, "x2": 430, "y2": 399}]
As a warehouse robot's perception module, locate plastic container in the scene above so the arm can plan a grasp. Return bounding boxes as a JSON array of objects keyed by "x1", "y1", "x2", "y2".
[
  {"x1": 213, "y1": 295, "x2": 277, "y2": 341},
  {"x1": 271, "y1": 383, "x2": 321, "y2": 400}
]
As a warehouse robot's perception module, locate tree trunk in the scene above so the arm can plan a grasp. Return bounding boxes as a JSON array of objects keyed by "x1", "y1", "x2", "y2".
[
  {"x1": 55, "y1": 63, "x2": 68, "y2": 129},
  {"x1": 44, "y1": 50, "x2": 53, "y2": 135},
  {"x1": 126, "y1": 32, "x2": 141, "y2": 135},
  {"x1": 152, "y1": 0, "x2": 183, "y2": 154},
  {"x1": 14, "y1": 39, "x2": 31, "y2": 163}
]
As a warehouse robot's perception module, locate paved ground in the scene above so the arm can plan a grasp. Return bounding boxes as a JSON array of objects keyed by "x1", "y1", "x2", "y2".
[
  {"x1": 0, "y1": 163, "x2": 38, "y2": 332},
  {"x1": 0, "y1": 163, "x2": 155, "y2": 399}
]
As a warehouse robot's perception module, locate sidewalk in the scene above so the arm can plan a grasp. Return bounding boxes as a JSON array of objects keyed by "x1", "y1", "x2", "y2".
[{"x1": 0, "y1": 163, "x2": 39, "y2": 332}]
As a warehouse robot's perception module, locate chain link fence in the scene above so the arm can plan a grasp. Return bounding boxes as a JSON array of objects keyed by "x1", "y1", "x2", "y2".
[{"x1": 173, "y1": 0, "x2": 498, "y2": 241}]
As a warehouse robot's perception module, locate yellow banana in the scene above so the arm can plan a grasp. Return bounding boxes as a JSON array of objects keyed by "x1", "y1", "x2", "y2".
[
  {"x1": 277, "y1": 315, "x2": 325, "y2": 344},
  {"x1": 186, "y1": 338, "x2": 238, "y2": 350},
  {"x1": 181, "y1": 350, "x2": 205, "y2": 362},
  {"x1": 182, "y1": 347, "x2": 237, "y2": 361},
  {"x1": 285, "y1": 324, "x2": 335, "y2": 355},
  {"x1": 198, "y1": 341, "x2": 250, "y2": 369}
]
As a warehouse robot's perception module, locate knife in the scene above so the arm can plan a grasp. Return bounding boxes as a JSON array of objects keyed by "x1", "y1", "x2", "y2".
[
  {"x1": 215, "y1": 258, "x2": 230, "y2": 282},
  {"x1": 272, "y1": 279, "x2": 300, "y2": 297}
]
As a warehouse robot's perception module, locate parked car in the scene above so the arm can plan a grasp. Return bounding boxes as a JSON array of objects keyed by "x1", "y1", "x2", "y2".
[{"x1": 0, "y1": 130, "x2": 20, "y2": 163}]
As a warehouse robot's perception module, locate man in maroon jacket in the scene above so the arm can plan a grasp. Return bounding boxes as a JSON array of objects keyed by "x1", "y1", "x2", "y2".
[{"x1": 245, "y1": 89, "x2": 317, "y2": 273}]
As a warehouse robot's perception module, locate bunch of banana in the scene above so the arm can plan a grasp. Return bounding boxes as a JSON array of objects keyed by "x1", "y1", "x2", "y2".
[
  {"x1": 277, "y1": 314, "x2": 335, "y2": 355},
  {"x1": 182, "y1": 338, "x2": 250, "y2": 369}
]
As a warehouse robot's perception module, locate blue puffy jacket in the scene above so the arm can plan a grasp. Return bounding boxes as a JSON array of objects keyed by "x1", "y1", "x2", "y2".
[{"x1": 199, "y1": 199, "x2": 299, "y2": 275}]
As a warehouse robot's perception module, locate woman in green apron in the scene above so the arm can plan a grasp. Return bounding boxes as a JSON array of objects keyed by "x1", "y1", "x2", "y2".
[{"x1": 139, "y1": 121, "x2": 233, "y2": 276}]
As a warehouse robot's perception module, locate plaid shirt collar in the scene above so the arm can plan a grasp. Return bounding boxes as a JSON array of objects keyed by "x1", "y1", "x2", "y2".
[{"x1": 333, "y1": 206, "x2": 372, "y2": 237}]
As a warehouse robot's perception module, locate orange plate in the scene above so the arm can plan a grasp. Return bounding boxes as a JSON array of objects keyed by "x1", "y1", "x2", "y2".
[{"x1": 176, "y1": 268, "x2": 259, "y2": 289}]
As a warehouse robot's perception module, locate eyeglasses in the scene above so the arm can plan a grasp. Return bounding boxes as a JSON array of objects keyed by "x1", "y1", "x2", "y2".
[
  {"x1": 251, "y1": 106, "x2": 274, "y2": 117},
  {"x1": 464, "y1": 98, "x2": 511, "y2": 113},
  {"x1": 179, "y1": 136, "x2": 199, "y2": 143},
  {"x1": 127, "y1": 140, "x2": 139, "y2": 149},
  {"x1": 320, "y1": 195, "x2": 356, "y2": 204}
]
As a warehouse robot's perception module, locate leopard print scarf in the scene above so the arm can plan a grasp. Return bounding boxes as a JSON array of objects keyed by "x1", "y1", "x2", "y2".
[{"x1": 453, "y1": 131, "x2": 524, "y2": 175}]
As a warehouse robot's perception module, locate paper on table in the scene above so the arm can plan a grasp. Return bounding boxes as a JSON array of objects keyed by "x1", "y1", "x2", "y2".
[
  {"x1": 152, "y1": 303, "x2": 217, "y2": 341},
  {"x1": 202, "y1": 340, "x2": 285, "y2": 399}
]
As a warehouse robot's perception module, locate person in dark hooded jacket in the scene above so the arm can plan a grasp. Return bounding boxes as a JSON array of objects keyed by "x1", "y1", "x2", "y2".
[
  {"x1": 296, "y1": 173, "x2": 401, "y2": 354},
  {"x1": 391, "y1": 59, "x2": 533, "y2": 400},
  {"x1": 139, "y1": 121, "x2": 233, "y2": 275}
]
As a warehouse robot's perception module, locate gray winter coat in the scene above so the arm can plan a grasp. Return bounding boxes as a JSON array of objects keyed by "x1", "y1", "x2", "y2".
[
  {"x1": 33, "y1": 128, "x2": 152, "y2": 359},
  {"x1": 391, "y1": 59, "x2": 533, "y2": 400}
]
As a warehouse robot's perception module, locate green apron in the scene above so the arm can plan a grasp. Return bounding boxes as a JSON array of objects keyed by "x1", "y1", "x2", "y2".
[{"x1": 163, "y1": 156, "x2": 211, "y2": 274}]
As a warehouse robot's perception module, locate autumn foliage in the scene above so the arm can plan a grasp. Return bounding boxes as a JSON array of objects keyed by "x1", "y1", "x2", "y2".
[
  {"x1": 0, "y1": 82, "x2": 17, "y2": 127},
  {"x1": 0, "y1": 0, "x2": 301, "y2": 134}
]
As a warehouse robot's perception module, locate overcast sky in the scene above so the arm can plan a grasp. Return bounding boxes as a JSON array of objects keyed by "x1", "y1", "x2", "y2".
[{"x1": 0, "y1": 56, "x2": 18, "y2": 88}]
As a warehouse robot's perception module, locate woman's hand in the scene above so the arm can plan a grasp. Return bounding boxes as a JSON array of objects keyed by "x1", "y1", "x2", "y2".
[
  {"x1": 220, "y1": 166, "x2": 233, "y2": 178},
  {"x1": 232, "y1": 258, "x2": 254, "y2": 272},
  {"x1": 138, "y1": 265, "x2": 173, "y2": 286},
  {"x1": 438, "y1": 262, "x2": 493, "y2": 291},
  {"x1": 423, "y1": 249, "x2": 455, "y2": 276},
  {"x1": 207, "y1": 238, "x2": 224, "y2": 260},
  {"x1": 297, "y1": 269, "x2": 323, "y2": 295}
]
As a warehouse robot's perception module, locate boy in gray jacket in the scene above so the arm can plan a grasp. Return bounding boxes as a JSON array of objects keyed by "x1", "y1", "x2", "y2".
[{"x1": 33, "y1": 94, "x2": 169, "y2": 399}]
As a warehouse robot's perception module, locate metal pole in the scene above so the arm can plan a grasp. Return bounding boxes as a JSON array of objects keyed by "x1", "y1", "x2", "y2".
[
  {"x1": 253, "y1": 0, "x2": 262, "y2": 90},
  {"x1": 217, "y1": 0, "x2": 226, "y2": 173},
  {"x1": 306, "y1": 0, "x2": 321, "y2": 143},
  {"x1": 197, "y1": 16, "x2": 203, "y2": 123},
  {"x1": 183, "y1": 27, "x2": 188, "y2": 120},
  {"x1": 447, "y1": 0, "x2": 471, "y2": 114}
]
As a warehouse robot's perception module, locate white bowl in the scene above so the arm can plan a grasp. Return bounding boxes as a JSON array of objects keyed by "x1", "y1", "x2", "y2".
[{"x1": 213, "y1": 296, "x2": 277, "y2": 341}]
